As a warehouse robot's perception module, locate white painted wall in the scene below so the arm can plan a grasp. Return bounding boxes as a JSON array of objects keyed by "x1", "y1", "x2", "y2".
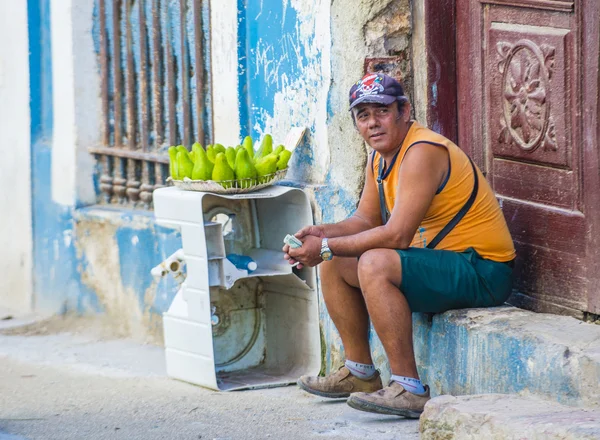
[
  {"x1": 51, "y1": 0, "x2": 98, "y2": 207},
  {"x1": 210, "y1": 0, "x2": 242, "y2": 146},
  {"x1": 0, "y1": 2, "x2": 33, "y2": 312}
]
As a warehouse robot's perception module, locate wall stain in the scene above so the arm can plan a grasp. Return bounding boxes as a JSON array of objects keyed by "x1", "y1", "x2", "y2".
[{"x1": 72, "y1": 208, "x2": 181, "y2": 344}]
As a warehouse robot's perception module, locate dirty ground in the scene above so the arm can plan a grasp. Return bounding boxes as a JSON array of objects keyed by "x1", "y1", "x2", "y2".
[{"x1": 0, "y1": 315, "x2": 419, "y2": 440}]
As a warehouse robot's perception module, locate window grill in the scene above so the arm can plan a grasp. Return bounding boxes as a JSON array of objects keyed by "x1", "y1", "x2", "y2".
[{"x1": 90, "y1": 0, "x2": 209, "y2": 208}]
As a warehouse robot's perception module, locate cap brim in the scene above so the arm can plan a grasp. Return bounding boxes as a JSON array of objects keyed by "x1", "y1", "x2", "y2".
[{"x1": 349, "y1": 94, "x2": 397, "y2": 110}]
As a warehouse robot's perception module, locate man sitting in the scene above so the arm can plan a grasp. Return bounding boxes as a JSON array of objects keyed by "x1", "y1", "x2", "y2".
[{"x1": 283, "y1": 73, "x2": 515, "y2": 418}]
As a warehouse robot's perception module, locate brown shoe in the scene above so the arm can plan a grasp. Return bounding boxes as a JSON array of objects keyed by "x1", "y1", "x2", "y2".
[
  {"x1": 346, "y1": 381, "x2": 431, "y2": 418},
  {"x1": 297, "y1": 366, "x2": 383, "y2": 398}
]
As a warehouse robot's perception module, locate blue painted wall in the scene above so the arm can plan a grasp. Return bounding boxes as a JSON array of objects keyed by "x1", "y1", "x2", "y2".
[
  {"x1": 243, "y1": 1, "x2": 306, "y2": 138},
  {"x1": 72, "y1": 208, "x2": 182, "y2": 334},
  {"x1": 28, "y1": 0, "x2": 88, "y2": 313},
  {"x1": 28, "y1": 0, "x2": 356, "y2": 358},
  {"x1": 238, "y1": 0, "x2": 327, "y2": 183},
  {"x1": 28, "y1": 0, "x2": 183, "y2": 335}
]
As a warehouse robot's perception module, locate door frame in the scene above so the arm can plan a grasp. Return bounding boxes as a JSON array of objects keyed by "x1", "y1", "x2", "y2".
[
  {"x1": 581, "y1": 2, "x2": 600, "y2": 315},
  {"x1": 420, "y1": 0, "x2": 459, "y2": 144}
]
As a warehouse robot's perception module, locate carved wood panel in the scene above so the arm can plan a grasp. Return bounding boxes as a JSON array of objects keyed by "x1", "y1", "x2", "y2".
[{"x1": 489, "y1": 24, "x2": 570, "y2": 168}]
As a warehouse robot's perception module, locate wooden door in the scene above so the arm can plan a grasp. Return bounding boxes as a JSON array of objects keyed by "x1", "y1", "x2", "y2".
[{"x1": 456, "y1": 0, "x2": 600, "y2": 317}]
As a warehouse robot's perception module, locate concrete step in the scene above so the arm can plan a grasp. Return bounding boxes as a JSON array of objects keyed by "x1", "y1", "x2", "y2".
[
  {"x1": 413, "y1": 306, "x2": 600, "y2": 407},
  {"x1": 420, "y1": 394, "x2": 600, "y2": 440}
]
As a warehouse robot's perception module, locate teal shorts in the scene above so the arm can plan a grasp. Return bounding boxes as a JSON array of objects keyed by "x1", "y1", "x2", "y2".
[{"x1": 396, "y1": 247, "x2": 514, "y2": 313}]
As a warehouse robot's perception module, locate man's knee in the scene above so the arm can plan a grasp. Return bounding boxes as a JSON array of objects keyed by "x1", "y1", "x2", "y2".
[
  {"x1": 321, "y1": 256, "x2": 359, "y2": 287},
  {"x1": 357, "y1": 249, "x2": 402, "y2": 287}
]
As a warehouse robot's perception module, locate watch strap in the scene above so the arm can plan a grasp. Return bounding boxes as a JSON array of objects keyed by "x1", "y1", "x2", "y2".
[{"x1": 320, "y1": 238, "x2": 333, "y2": 260}]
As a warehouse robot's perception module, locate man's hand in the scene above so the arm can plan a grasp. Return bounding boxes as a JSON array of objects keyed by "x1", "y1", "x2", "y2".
[
  {"x1": 295, "y1": 225, "x2": 325, "y2": 239},
  {"x1": 285, "y1": 234, "x2": 323, "y2": 268},
  {"x1": 282, "y1": 243, "x2": 302, "y2": 268},
  {"x1": 282, "y1": 225, "x2": 326, "y2": 269}
]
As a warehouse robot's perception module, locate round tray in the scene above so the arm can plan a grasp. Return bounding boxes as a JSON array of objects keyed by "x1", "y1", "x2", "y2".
[{"x1": 168, "y1": 168, "x2": 288, "y2": 194}]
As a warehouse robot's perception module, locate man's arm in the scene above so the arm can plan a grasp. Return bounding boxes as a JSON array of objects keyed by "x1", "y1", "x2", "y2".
[
  {"x1": 325, "y1": 143, "x2": 448, "y2": 256},
  {"x1": 302, "y1": 152, "x2": 383, "y2": 239},
  {"x1": 284, "y1": 153, "x2": 382, "y2": 267}
]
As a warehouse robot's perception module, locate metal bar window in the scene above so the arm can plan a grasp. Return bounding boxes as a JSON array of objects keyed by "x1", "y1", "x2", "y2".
[{"x1": 91, "y1": 0, "x2": 209, "y2": 208}]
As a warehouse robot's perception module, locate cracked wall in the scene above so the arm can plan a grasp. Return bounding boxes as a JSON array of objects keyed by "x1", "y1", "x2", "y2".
[{"x1": 321, "y1": 0, "x2": 413, "y2": 378}]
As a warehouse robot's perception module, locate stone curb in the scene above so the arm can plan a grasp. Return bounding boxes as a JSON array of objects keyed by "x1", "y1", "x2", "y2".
[{"x1": 420, "y1": 394, "x2": 600, "y2": 440}]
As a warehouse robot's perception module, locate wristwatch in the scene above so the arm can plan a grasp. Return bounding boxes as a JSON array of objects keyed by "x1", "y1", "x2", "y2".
[{"x1": 320, "y1": 238, "x2": 333, "y2": 261}]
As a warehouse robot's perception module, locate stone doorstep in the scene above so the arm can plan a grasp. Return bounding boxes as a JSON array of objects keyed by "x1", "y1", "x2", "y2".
[
  {"x1": 413, "y1": 306, "x2": 600, "y2": 408},
  {"x1": 420, "y1": 394, "x2": 600, "y2": 440}
]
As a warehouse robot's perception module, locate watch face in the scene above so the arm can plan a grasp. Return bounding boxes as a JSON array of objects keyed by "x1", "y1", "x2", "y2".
[{"x1": 321, "y1": 251, "x2": 333, "y2": 261}]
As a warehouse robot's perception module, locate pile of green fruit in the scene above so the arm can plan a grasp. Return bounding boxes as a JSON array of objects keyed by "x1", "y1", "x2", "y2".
[{"x1": 168, "y1": 134, "x2": 292, "y2": 189}]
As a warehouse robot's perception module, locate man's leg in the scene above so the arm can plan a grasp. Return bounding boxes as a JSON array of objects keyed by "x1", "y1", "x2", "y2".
[
  {"x1": 344, "y1": 247, "x2": 512, "y2": 417},
  {"x1": 354, "y1": 248, "x2": 417, "y2": 378},
  {"x1": 346, "y1": 248, "x2": 430, "y2": 418},
  {"x1": 319, "y1": 256, "x2": 371, "y2": 364},
  {"x1": 296, "y1": 256, "x2": 383, "y2": 398}
]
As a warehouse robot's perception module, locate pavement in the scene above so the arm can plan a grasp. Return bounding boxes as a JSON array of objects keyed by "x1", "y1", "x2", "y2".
[{"x1": 0, "y1": 314, "x2": 419, "y2": 440}]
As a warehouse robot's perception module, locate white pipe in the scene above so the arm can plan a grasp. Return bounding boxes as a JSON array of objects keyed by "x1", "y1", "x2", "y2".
[{"x1": 151, "y1": 249, "x2": 186, "y2": 286}]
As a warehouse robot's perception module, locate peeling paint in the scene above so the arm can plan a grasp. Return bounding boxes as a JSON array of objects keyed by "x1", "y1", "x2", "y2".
[
  {"x1": 63, "y1": 229, "x2": 73, "y2": 248},
  {"x1": 315, "y1": 177, "x2": 360, "y2": 224},
  {"x1": 411, "y1": 308, "x2": 600, "y2": 407},
  {"x1": 73, "y1": 208, "x2": 181, "y2": 344},
  {"x1": 244, "y1": 0, "x2": 331, "y2": 184},
  {"x1": 29, "y1": 0, "x2": 421, "y2": 368}
]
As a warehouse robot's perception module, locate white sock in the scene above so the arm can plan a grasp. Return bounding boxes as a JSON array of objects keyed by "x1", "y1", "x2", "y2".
[
  {"x1": 344, "y1": 360, "x2": 376, "y2": 380},
  {"x1": 391, "y1": 374, "x2": 426, "y2": 394}
]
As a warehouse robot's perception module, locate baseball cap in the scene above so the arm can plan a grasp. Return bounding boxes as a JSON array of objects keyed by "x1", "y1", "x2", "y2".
[{"x1": 349, "y1": 72, "x2": 406, "y2": 110}]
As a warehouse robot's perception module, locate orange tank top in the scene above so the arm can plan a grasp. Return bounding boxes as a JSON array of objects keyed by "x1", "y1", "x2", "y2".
[{"x1": 372, "y1": 122, "x2": 516, "y2": 262}]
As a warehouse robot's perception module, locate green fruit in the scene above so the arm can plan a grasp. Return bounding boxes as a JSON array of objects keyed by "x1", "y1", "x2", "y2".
[
  {"x1": 206, "y1": 145, "x2": 217, "y2": 163},
  {"x1": 243, "y1": 136, "x2": 254, "y2": 161},
  {"x1": 235, "y1": 144, "x2": 244, "y2": 153},
  {"x1": 212, "y1": 152, "x2": 235, "y2": 188},
  {"x1": 190, "y1": 142, "x2": 202, "y2": 163},
  {"x1": 213, "y1": 144, "x2": 226, "y2": 155},
  {"x1": 234, "y1": 148, "x2": 244, "y2": 169},
  {"x1": 273, "y1": 145, "x2": 285, "y2": 155},
  {"x1": 255, "y1": 154, "x2": 278, "y2": 183},
  {"x1": 176, "y1": 150, "x2": 194, "y2": 179},
  {"x1": 276, "y1": 149, "x2": 292, "y2": 170},
  {"x1": 225, "y1": 147, "x2": 237, "y2": 169},
  {"x1": 255, "y1": 134, "x2": 273, "y2": 159},
  {"x1": 234, "y1": 150, "x2": 258, "y2": 188},
  {"x1": 168, "y1": 146, "x2": 179, "y2": 180},
  {"x1": 176, "y1": 145, "x2": 188, "y2": 155},
  {"x1": 191, "y1": 143, "x2": 213, "y2": 180}
]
